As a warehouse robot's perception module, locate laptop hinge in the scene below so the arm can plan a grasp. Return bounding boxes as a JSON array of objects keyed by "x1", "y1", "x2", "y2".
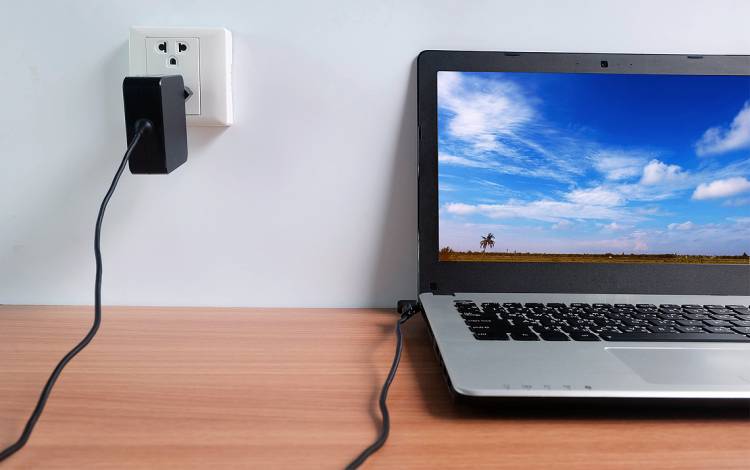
[{"x1": 429, "y1": 282, "x2": 455, "y2": 296}]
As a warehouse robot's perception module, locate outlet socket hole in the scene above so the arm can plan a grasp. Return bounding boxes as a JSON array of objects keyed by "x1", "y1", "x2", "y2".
[
  {"x1": 157, "y1": 41, "x2": 167, "y2": 53},
  {"x1": 168, "y1": 57, "x2": 177, "y2": 66},
  {"x1": 177, "y1": 42, "x2": 188, "y2": 53}
]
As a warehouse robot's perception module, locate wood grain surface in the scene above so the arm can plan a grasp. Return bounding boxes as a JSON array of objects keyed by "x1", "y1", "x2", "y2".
[{"x1": 1, "y1": 305, "x2": 749, "y2": 469}]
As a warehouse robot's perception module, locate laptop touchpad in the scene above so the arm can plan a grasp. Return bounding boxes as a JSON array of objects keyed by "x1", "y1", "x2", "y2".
[{"x1": 607, "y1": 347, "x2": 750, "y2": 385}]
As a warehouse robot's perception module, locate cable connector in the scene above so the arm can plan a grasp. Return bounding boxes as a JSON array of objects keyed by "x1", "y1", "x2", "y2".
[{"x1": 397, "y1": 299, "x2": 422, "y2": 323}]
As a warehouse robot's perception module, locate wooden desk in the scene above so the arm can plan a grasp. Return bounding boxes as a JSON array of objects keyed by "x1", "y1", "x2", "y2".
[{"x1": 1, "y1": 306, "x2": 749, "y2": 469}]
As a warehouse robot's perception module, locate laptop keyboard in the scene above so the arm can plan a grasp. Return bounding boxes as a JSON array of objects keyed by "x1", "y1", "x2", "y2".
[{"x1": 455, "y1": 301, "x2": 750, "y2": 342}]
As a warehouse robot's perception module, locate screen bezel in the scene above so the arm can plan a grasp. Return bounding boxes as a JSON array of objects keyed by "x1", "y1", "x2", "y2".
[{"x1": 418, "y1": 50, "x2": 750, "y2": 295}]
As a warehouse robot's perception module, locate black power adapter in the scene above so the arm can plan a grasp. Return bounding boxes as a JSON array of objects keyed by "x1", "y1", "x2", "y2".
[{"x1": 123, "y1": 75, "x2": 188, "y2": 173}]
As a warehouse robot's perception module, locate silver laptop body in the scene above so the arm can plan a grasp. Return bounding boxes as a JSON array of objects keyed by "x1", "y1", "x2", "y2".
[{"x1": 416, "y1": 51, "x2": 750, "y2": 401}]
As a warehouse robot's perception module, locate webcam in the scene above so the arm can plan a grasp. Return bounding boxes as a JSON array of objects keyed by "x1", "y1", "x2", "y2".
[{"x1": 600, "y1": 60, "x2": 609, "y2": 68}]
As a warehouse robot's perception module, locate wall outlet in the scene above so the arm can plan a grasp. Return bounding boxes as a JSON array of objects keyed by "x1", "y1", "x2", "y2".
[
  {"x1": 144, "y1": 37, "x2": 201, "y2": 115},
  {"x1": 129, "y1": 27, "x2": 233, "y2": 126}
]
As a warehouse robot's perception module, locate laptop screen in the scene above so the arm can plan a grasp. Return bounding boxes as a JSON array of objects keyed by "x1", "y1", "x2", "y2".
[{"x1": 437, "y1": 71, "x2": 750, "y2": 265}]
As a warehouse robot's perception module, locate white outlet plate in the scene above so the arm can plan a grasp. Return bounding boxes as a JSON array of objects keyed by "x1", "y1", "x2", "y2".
[{"x1": 129, "y1": 27, "x2": 233, "y2": 126}]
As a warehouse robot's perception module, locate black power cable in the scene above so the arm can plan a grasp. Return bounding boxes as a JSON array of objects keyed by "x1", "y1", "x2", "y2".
[
  {"x1": 0, "y1": 119, "x2": 153, "y2": 462},
  {"x1": 346, "y1": 303, "x2": 419, "y2": 469}
]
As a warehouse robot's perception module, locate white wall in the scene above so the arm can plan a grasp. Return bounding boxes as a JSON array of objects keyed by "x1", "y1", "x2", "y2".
[{"x1": 1, "y1": 0, "x2": 749, "y2": 307}]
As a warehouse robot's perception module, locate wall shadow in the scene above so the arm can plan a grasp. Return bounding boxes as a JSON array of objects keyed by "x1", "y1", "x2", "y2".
[{"x1": 366, "y1": 58, "x2": 419, "y2": 308}]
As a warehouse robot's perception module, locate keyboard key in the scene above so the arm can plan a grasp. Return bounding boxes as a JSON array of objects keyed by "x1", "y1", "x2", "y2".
[
  {"x1": 683, "y1": 313, "x2": 710, "y2": 320},
  {"x1": 620, "y1": 326, "x2": 650, "y2": 333},
  {"x1": 649, "y1": 319, "x2": 676, "y2": 327},
  {"x1": 636, "y1": 308, "x2": 659, "y2": 315},
  {"x1": 684, "y1": 308, "x2": 708, "y2": 315},
  {"x1": 601, "y1": 333, "x2": 750, "y2": 342},
  {"x1": 676, "y1": 319, "x2": 704, "y2": 327},
  {"x1": 704, "y1": 305, "x2": 724, "y2": 309},
  {"x1": 732, "y1": 320, "x2": 750, "y2": 327},
  {"x1": 569, "y1": 331, "x2": 600, "y2": 341},
  {"x1": 459, "y1": 304, "x2": 482, "y2": 310},
  {"x1": 710, "y1": 314, "x2": 736, "y2": 321},
  {"x1": 704, "y1": 320, "x2": 733, "y2": 327},
  {"x1": 660, "y1": 304, "x2": 680, "y2": 308},
  {"x1": 659, "y1": 313, "x2": 684, "y2": 320},
  {"x1": 464, "y1": 318, "x2": 497, "y2": 326},
  {"x1": 475, "y1": 326, "x2": 512, "y2": 334},
  {"x1": 457, "y1": 308, "x2": 481, "y2": 315},
  {"x1": 591, "y1": 327, "x2": 622, "y2": 335},
  {"x1": 473, "y1": 332, "x2": 509, "y2": 340},
  {"x1": 539, "y1": 331, "x2": 570, "y2": 341},
  {"x1": 705, "y1": 326, "x2": 734, "y2": 334},
  {"x1": 732, "y1": 327, "x2": 750, "y2": 335},
  {"x1": 534, "y1": 325, "x2": 561, "y2": 332},
  {"x1": 510, "y1": 330, "x2": 540, "y2": 341},
  {"x1": 512, "y1": 324, "x2": 534, "y2": 331},
  {"x1": 676, "y1": 326, "x2": 705, "y2": 333},
  {"x1": 648, "y1": 326, "x2": 676, "y2": 334},
  {"x1": 658, "y1": 307, "x2": 681, "y2": 313},
  {"x1": 708, "y1": 309, "x2": 734, "y2": 315},
  {"x1": 468, "y1": 325, "x2": 500, "y2": 332}
]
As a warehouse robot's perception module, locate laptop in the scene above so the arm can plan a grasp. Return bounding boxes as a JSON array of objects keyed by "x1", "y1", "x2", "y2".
[{"x1": 416, "y1": 50, "x2": 750, "y2": 402}]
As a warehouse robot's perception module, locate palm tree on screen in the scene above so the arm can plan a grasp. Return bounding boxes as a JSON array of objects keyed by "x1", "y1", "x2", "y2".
[{"x1": 480, "y1": 233, "x2": 495, "y2": 253}]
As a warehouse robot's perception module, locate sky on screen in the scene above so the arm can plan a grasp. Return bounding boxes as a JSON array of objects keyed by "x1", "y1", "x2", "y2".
[{"x1": 438, "y1": 71, "x2": 750, "y2": 255}]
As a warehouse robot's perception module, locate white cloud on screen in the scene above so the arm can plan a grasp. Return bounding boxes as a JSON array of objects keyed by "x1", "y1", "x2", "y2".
[
  {"x1": 640, "y1": 159, "x2": 688, "y2": 185},
  {"x1": 552, "y1": 220, "x2": 573, "y2": 230},
  {"x1": 443, "y1": 200, "x2": 628, "y2": 223},
  {"x1": 437, "y1": 71, "x2": 590, "y2": 183},
  {"x1": 438, "y1": 71, "x2": 533, "y2": 144},
  {"x1": 601, "y1": 222, "x2": 629, "y2": 232},
  {"x1": 593, "y1": 151, "x2": 649, "y2": 181},
  {"x1": 695, "y1": 102, "x2": 750, "y2": 156},
  {"x1": 667, "y1": 221, "x2": 695, "y2": 231},
  {"x1": 566, "y1": 186, "x2": 626, "y2": 207},
  {"x1": 438, "y1": 153, "x2": 492, "y2": 168},
  {"x1": 692, "y1": 176, "x2": 750, "y2": 200}
]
